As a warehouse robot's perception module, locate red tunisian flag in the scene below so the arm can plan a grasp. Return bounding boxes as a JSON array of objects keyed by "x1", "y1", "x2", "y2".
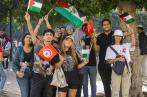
[
  {"x1": 84, "y1": 20, "x2": 94, "y2": 35},
  {"x1": 38, "y1": 44, "x2": 58, "y2": 62}
]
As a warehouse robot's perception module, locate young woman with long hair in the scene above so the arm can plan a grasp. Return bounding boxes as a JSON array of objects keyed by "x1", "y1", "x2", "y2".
[
  {"x1": 58, "y1": 36, "x2": 89, "y2": 97},
  {"x1": 12, "y1": 33, "x2": 34, "y2": 97}
]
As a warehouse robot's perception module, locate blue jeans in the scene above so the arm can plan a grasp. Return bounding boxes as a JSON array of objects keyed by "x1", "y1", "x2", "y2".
[
  {"x1": 0, "y1": 63, "x2": 7, "y2": 90},
  {"x1": 16, "y1": 70, "x2": 32, "y2": 97},
  {"x1": 82, "y1": 66, "x2": 97, "y2": 97}
]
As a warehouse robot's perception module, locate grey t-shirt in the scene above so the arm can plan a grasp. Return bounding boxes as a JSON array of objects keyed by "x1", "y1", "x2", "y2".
[
  {"x1": 62, "y1": 53, "x2": 82, "y2": 72},
  {"x1": 62, "y1": 55, "x2": 75, "y2": 71}
]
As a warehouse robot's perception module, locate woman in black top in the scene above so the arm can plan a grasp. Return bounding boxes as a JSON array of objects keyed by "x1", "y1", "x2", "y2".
[
  {"x1": 59, "y1": 36, "x2": 89, "y2": 97},
  {"x1": 12, "y1": 33, "x2": 34, "y2": 97}
]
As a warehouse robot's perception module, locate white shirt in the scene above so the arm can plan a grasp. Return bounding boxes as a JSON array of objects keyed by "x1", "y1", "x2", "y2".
[
  {"x1": 5, "y1": 42, "x2": 11, "y2": 50},
  {"x1": 105, "y1": 43, "x2": 132, "y2": 65}
]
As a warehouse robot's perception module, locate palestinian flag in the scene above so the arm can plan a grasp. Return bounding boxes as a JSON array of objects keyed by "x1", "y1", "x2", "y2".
[
  {"x1": 54, "y1": 6, "x2": 86, "y2": 27},
  {"x1": 28, "y1": 0, "x2": 42, "y2": 13},
  {"x1": 119, "y1": 12, "x2": 135, "y2": 24},
  {"x1": 82, "y1": 44, "x2": 91, "y2": 59},
  {"x1": 82, "y1": 49, "x2": 90, "y2": 59},
  {"x1": 38, "y1": 44, "x2": 58, "y2": 62}
]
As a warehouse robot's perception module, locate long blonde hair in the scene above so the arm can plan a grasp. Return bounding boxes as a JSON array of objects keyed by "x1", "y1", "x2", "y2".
[{"x1": 61, "y1": 37, "x2": 78, "y2": 64}]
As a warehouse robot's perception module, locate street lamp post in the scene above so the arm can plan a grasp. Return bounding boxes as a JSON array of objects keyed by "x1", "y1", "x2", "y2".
[
  {"x1": 9, "y1": 0, "x2": 18, "y2": 61},
  {"x1": 9, "y1": 10, "x2": 13, "y2": 61}
]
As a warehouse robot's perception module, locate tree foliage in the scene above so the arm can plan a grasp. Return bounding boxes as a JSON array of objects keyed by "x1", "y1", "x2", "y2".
[
  {"x1": 0, "y1": 0, "x2": 19, "y2": 21},
  {"x1": 0, "y1": 0, "x2": 147, "y2": 27}
]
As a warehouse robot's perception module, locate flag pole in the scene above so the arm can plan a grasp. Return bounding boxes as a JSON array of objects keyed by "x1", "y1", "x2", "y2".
[
  {"x1": 27, "y1": 0, "x2": 30, "y2": 12},
  {"x1": 47, "y1": 8, "x2": 54, "y2": 15}
]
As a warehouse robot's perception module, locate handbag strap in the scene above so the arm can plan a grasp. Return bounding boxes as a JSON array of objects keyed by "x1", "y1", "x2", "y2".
[
  {"x1": 109, "y1": 46, "x2": 130, "y2": 73},
  {"x1": 109, "y1": 46, "x2": 119, "y2": 56}
]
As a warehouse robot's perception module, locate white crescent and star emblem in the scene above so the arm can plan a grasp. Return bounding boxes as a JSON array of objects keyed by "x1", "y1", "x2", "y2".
[{"x1": 43, "y1": 49, "x2": 52, "y2": 58}]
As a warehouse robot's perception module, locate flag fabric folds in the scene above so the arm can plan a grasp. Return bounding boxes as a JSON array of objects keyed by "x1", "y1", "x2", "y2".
[
  {"x1": 38, "y1": 44, "x2": 58, "y2": 62},
  {"x1": 56, "y1": 1, "x2": 69, "y2": 8},
  {"x1": 82, "y1": 48, "x2": 90, "y2": 59},
  {"x1": 54, "y1": 6, "x2": 86, "y2": 27},
  {"x1": 28, "y1": 0, "x2": 42, "y2": 13},
  {"x1": 119, "y1": 12, "x2": 135, "y2": 24},
  {"x1": 84, "y1": 20, "x2": 94, "y2": 35},
  {"x1": 81, "y1": 39, "x2": 91, "y2": 59}
]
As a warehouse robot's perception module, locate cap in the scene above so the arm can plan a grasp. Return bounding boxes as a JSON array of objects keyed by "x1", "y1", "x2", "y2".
[
  {"x1": 137, "y1": 25, "x2": 144, "y2": 30},
  {"x1": 113, "y1": 30, "x2": 124, "y2": 37},
  {"x1": 54, "y1": 28, "x2": 61, "y2": 33},
  {"x1": 66, "y1": 25, "x2": 74, "y2": 30}
]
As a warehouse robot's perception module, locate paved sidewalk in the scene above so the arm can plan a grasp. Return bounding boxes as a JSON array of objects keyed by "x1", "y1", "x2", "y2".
[
  {"x1": 0, "y1": 68, "x2": 20, "y2": 97},
  {"x1": 0, "y1": 91, "x2": 20, "y2": 97},
  {"x1": 1, "y1": 66, "x2": 147, "y2": 97}
]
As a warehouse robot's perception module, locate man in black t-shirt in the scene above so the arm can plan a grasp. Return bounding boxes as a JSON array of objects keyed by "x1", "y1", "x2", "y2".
[
  {"x1": 81, "y1": 32, "x2": 99, "y2": 97},
  {"x1": 137, "y1": 25, "x2": 147, "y2": 82},
  {"x1": 96, "y1": 19, "x2": 114, "y2": 97}
]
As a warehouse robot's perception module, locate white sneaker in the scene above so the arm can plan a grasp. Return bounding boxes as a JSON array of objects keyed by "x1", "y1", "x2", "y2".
[
  {"x1": 9, "y1": 68, "x2": 13, "y2": 71},
  {"x1": 7, "y1": 81, "x2": 12, "y2": 85}
]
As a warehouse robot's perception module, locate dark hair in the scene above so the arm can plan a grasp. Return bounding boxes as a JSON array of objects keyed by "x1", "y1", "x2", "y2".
[
  {"x1": 43, "y1": 29, "x2": 55, "y2": 36},
  {"x1": 112, "y1": 36, "x2": 123, "y2": 45},
  {"x1": 137, "y1": 27, "x2": 144, "y2": 30},
  {"x1": 60, "y1": 26, "x2": 65, "y2": 29},
  {"x1": 101, "y1": 19, "x2": 111, "y2": 26},
  {"x1": 81, "y1": 23, "x2": 88, "y2": 32},
  {"x1": 22, "y1": 33, "x2": 33, "y2": 46}
]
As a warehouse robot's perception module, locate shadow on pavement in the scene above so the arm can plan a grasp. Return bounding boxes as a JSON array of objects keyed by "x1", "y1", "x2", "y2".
[{"x1": 0, "y1": 91, "x2": 20, "y2": 97}]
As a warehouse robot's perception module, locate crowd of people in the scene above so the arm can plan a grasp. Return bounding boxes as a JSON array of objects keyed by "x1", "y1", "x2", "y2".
[
  {"x1": 0, "y1": 11, "x2": 147, "y2": 97},
  {"x1": 0, "y1": 31, "x2": 11, "y2": 93}
]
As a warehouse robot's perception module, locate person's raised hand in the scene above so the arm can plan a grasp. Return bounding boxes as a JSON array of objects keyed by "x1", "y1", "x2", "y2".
[
  {"x1": 44, "y1": 8, "x2": 54, "y2": 22},
  {"x1": 38, "y1": 17, "x2": 44, "y2": 25},
  {"x1": 24, "y1": 12, "x2": 30, "y2": 22},
  {"x1": 44, "y1": 14, "x2": 49, "y2": 22},
  {"x1": 90, "y1": 33, "x2": 97, "y2": 44}
]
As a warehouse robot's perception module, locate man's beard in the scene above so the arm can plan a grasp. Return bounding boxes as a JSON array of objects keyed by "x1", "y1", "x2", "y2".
[
  {"x1": 104, "y1": 29, "x2": 111, "y2": 33},
  {"x1": 45, "y1": 39, "x2": 52, "y2": 43}
]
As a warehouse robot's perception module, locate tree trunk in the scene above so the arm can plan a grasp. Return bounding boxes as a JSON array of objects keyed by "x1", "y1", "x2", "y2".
[{"x1": 118, "y1": 1, "x2": 143, "y2": 97}]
